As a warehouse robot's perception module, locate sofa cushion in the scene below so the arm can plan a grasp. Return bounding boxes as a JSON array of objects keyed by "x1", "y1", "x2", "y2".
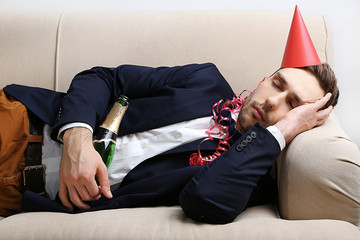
[
  {"x1": 0, "y1": 10, "x2": 61, "y2": 89},
  {"x1": 277, "y1": 112, "x2": 360, "y2": 227},
  {"x1": 53, "y1": 11, "x2": 331, "y2": 93},
  {"x1": 0, "y1": 205, "x2": 359, "y2": 240}
]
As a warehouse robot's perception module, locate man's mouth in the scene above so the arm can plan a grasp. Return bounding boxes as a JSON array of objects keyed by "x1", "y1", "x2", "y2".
[{"x1": 253, "y1": 106, "x2": 265, "y2": 122}]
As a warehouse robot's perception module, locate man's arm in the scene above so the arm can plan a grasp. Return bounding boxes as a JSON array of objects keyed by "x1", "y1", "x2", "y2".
[
  {"x1": 179, "y1": 123, "x2": 280, "y2": 224},
  {"x1": 51, "y1": 63, "x2": 228, "y2": 137},
  {"x1": 55, "y1": 64, "x2": 192, "y2": 210},
  {"x1": 179, "y1": 93, "x2": 333, "y2": 224},
  {"x1": 55, "y1": 63, "x2": 234, "y2": 211}
]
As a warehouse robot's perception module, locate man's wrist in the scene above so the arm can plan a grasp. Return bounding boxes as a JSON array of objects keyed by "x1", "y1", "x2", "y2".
[
  {"x1": 266, "y1": 125, "x2": 286, "y2": 151},
  {"x1": 58, "y1": 123, "x2": 93, "y2": 141},
  {"x1": 62, "y1": 126, "x2": 93, "y2": 145},
  {"x1": 274, "y1": 118, "x2": 297, "y2": 144}
]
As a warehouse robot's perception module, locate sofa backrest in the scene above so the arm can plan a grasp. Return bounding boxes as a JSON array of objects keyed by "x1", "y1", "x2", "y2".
[{"x1": 0, "y1": 10, "x2": 332, "y2": 94}]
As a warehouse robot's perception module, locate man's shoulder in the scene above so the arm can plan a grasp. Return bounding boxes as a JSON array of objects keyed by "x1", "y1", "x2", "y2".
[
  {"x1": 179, "y1": 62, "x2": 224, "y2": 78},
  {"x1": 181, "y1": 62, "x2": 217, "y2": 70}
]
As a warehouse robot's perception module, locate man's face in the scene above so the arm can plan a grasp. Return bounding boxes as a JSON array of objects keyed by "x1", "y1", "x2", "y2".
[{"x1": 236, "y1": 68, "x2": 325, "y2": 133}]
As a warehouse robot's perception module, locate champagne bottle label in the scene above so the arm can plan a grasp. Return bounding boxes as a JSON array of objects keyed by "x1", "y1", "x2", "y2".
[
  {"x1": 93, "y1": 95, "x2": 129, "y2": 169},
  {"x1": 93, "y1": 127, "x2": 117, "y2": 145},
  {"x1": 99, "y1": 101, "x2": 128, "y2": 134}
]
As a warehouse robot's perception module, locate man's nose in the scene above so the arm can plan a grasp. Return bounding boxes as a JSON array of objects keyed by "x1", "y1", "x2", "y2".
[{"x1": 266, "y1": 92, "x2": 287, "y2": 111}]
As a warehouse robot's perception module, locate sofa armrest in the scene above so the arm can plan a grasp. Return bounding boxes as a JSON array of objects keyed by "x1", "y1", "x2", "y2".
[{"x1": 277, "y1": 112, "x2": 360, "y2": 227}]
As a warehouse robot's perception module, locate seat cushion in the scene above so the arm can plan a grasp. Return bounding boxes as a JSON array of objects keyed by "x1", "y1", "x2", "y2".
[{"x1": 0, "y1": 205, "x2": 359, "y2": 240}]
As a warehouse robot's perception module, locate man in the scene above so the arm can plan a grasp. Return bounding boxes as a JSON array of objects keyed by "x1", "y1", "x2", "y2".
[
  {"x1": 1, "y1": 61, "x2": 338, "y2": 221},
  {"x1": 0, "y1": 7, "x2": 339, "y2": 223}
]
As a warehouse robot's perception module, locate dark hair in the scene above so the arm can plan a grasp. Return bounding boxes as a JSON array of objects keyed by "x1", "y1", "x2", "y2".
[{"x1": 301, "y1": 63, "x2": 339, "y2": 109}]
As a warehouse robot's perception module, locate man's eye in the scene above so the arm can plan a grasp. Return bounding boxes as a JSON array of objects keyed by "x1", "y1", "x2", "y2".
[
  {"x1": 272, "y1": 80, "x2": 281, "y2": 90},
  {"x1": 289, "y1": 101, "x2": 295, "y2": 109},
  {"x1": 289, "y1": 100, "x2": 299, "y2": 109}
]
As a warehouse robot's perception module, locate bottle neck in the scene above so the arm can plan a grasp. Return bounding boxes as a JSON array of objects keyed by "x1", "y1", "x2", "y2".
[{"x1": 99, "y1": 102, "x2": 128, "y2": 134}]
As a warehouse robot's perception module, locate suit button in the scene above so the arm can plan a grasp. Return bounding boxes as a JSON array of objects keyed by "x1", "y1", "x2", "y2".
[
  {"x1": 251, "y1": 131, "x2": 257, "y2": 139},
  {"x1": 241, "y1": 140, "x2": 247, "y2": 147},
  {"x1": 246, "y1": 135, "x2": 252, "y2": 143},
  {"x1": 56, "y1": 108, "x2": 62, "y2": 121},
  {"x1": 236, "y1": 144, "x2": 243, "y2": 152}
]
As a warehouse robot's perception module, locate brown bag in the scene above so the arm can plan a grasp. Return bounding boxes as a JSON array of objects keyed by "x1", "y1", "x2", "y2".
[{"x1": 0, "y1": 90, "x2": 29, "y2": 217}]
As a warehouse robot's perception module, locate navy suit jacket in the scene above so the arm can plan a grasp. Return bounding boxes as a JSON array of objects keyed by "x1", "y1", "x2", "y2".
[{"x1": 4, "y1": 63, "x2": 280, "y2": 224}]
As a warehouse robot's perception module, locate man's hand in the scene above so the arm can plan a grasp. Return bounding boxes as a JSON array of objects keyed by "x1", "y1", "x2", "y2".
[
  {"x1": 275, "y1": 93, "x2": 333, "y2": 144},
  {"x1": 59, "y1": 127, "x2": 113, "y2": 211}
]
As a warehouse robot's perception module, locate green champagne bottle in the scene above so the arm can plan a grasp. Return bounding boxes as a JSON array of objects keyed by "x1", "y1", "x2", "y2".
[{"x1": 93, "y1": 95, "x2": 129, "y2": 168}]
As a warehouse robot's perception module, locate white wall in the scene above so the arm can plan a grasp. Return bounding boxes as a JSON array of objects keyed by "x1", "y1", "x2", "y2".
[{"x1": 1, "y1": 0, "x2": 359, "y2": 147}]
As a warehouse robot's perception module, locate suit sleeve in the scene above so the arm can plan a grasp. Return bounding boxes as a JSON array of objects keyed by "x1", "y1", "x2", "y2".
[
  {"x1": 179, "y1": 123, "x2": 281, "y2": 224},
  {"x1": 50, "y1": 63, "x2": 233, "y2": 139}
]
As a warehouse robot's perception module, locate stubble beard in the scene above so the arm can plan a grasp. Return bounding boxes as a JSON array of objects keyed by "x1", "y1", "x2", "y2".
[
  {"x1": 236, "y1": 94, "x2": 269, "y2": 134},
  {"x1": 236, "y1": 94, "x2": 254, "y2": 134}
]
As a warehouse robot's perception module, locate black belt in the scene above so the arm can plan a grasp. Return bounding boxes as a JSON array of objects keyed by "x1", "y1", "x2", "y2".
[{"x1": 23, "y1": 111, "x2": 47, "y2": 196}]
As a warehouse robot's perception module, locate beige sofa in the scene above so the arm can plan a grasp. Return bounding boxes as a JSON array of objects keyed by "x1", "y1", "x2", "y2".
[{"x1": 0, "y1": 10, "x2": 359, "y2": 240}]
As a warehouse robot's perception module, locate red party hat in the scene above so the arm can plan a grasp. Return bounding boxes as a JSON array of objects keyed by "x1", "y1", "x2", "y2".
[{"x1": 281, "y1": 6, "x2": 321, "y2": 68}]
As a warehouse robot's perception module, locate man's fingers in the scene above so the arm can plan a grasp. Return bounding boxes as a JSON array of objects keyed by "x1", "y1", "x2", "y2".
[
  {"x1": 59, "y1": 183, "x2": 73, "y2": 211},
  {"x1": 316, "y1": 105, "x2": 333, "y2": 126},
  {"x1": 85, "y1": 178, "x2": 102, "y2": 201},
  {"x1": 315, "y1": 92, "x2": 332, "y2": 110},
  {"x1": 59, "y1": 181, "x2": 97, "y2": 210},
  {"x1": 76, "y1": 181, "x2": 101, "y2": 202},
  {"x1": 67, "y1": 185, "x2": 91, "y2": 210},
  {"x1": 97, "y1": 165, "x2": 113, "y2": 199}
]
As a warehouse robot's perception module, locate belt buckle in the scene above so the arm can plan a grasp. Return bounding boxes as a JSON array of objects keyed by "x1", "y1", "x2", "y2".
[{"x1": 23, "y1": 164, "x2": 46, "y2": 194}]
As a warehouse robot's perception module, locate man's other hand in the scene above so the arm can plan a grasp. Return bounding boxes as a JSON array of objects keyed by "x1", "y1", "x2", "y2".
[
  {"x1": 59, "y1": 127, "x2": 113, "y2": 211},
  {"x1": 275, "y1": 92, "x2": 333, "y2": 144}
]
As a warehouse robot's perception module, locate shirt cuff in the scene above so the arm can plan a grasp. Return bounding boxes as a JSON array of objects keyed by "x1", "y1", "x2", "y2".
[
  {"x1": 266, "y1": 125, "x2": 286, "y2": 151},
  {"x1": 58, "y1": 123, "x2": 93, "y2": 141}
]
